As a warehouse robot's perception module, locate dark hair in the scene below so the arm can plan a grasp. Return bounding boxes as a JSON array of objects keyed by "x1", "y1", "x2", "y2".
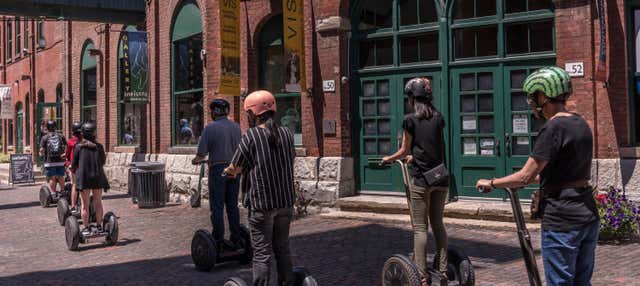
[
  {"x1": 412, "y1": 97, "x2": 437, "y2": 120},
  {"x1": 257, "y1": 111, "x2": 281, "y2": 148}
]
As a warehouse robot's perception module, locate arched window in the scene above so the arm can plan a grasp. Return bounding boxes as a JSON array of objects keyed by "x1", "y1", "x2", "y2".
[
  {"x1": 37, "y1": 89, "x2": 45, "y2": 103},
  {"x1": 118, "y1": 26, "x2": 146, "y2": 146},
  {"x1": 258, "y1": 15, "x2": 302, "y2": 145},
  {"x1": 81, "y1": 41, "x2": 97, "y2": 123},
  {"x1": 171, "y1": 0, "x2": 203, "y2": 145}
]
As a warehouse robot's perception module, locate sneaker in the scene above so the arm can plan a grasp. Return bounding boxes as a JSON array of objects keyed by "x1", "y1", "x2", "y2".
[
  {"x1": 70, "y1": 207, "x2": 79, "y2": 215},
  {"x1": 81, "y1": 227, "x2": 92, "y2": 236},
  {"x1": 95, "y1": 224, "x2": 103, "y2": 233}
]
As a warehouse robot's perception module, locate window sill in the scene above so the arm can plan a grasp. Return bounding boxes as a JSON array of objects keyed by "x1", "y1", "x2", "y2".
[
  {"x1": 114, "y1": 145, "x2": 140, "y2": 153},
  {"x1": 295, "y1": 147, "x2": 307, "y2": 157},
  {"x1": 167, "y1": 146, "x2": 197, "y2": 155}
]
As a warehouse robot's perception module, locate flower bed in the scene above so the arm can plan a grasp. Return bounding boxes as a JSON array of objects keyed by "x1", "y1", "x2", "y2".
[{"x1": 595, "y1": 187, "x2": 640, "y2": 242}]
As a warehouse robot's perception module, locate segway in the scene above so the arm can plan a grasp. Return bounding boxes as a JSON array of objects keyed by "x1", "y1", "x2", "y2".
[
  {"x1": 39, "y1": 173, "x2": 73, "y2": 208},
  {"x1": 479, "y1": 187, "x2": 542, "y2": 286},
  {"x1": 380, "y1": 159, "x2": 475, "y2": 286},
  {"x1": 224, "y1": 267, "x2": 318, "y2": 286},
  {"x1": 57, "y1": 193, "x2": 97, "y2": 226},
  {"x1": 65, "y1": 211, "x2": 118, "y2": 251}
]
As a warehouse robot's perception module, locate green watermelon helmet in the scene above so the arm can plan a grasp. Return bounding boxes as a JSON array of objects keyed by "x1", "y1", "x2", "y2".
[{"x1": 522, "y1": 66, "x2": 572, "y2": 100}]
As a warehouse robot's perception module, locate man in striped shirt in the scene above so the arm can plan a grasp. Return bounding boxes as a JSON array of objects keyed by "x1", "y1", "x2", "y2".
[{"x1": 225, "y1": 90, "x2": 296, "y2": 286}]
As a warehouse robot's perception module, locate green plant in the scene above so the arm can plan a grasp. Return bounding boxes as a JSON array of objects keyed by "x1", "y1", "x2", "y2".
[
  {"x1": 595, "y1": 187, "x2": 640, "y2": 241},
  {"x1": 0, "y1": 153, "x2": 10, "y2": 163}
]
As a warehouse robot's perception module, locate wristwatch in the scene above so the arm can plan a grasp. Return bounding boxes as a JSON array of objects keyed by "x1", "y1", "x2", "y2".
[{"x1": 490, "y1": 179, "x2": 496, "y2": 189}]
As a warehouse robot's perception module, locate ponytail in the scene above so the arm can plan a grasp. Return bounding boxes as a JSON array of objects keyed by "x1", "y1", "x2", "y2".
[
  {"x1": 413, "y1": 97, "x2": 437, "y2": 120},
  {"x1": 257, "y1": 111, "x2": 281, "y2": 148}
]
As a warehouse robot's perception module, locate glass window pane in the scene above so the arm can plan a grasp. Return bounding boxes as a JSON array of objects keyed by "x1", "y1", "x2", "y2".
[
  {"x1": 506, "y1": 0, "x2": 527, "y2": 13},
  {"x1": 510, "y1": 70, "x2": 527, "y2": 89},
  {"x1": 121, "y1": 104, "x2": 144, "y2": 145},
  {"x1": 378, "y1": 99, "x2": 391, "y2": 115},
  {"x1": 463, "y1": 137, "x2": 477, "y2": 155},
  {"x1": 528, "y1": 0, "x2": 553, "y2": 11},
  {"x1": 476, "y1": 26, "x2": 498, "y2": 57},
  {"x1": 477, "y1": 0, "x2": 497, "y2": 17},
  {"x1": 275, "y1": 96, "x2": 303, "y2": 145},
  {"x1": 401, "y1": 33, "x2": 439, "y2": 63},
  {"x1": 364, "y1": 139, "x2": 377, "y2": 154},
  {"x1": 511, "y1": 92, "x2": 529, "y2": 111},
  {"x1": 379, "y1": 139, "x2": 392, "y2": 155},
  {"x1": 455, "y1": 28, "x2": 475, "y2": 58},
  {"x1": 478, "y1": 73, "x2": 493, "y2": 90},
  {"x1": 378, "y1": 119, "x2": 391, "y2": 135},
  {"x1": 530, "y1": 21, "x2": 553, "y2": 52},
  {"x1": 455, "y1": 0, "x2": 475, "y2": 19},
  {"x1": 460, "y1": 74, "x2": 475, "y2": 91},
  {"x1": 480, "y1": 137, "x2": 495, "y2": 156},
  {"x1": 479, "y1": 116, "x2": 494, "y2": 133},
  {"x1": 462, "y1": 115, "x2": 477, "y2": 133},
  {"x1": 400, "y1": 36, "x2": 419, "y2": 63},
  {"x1": 363, "y1": 100, "x2": 376, "y2": 116},
  {"x1": 461, "y1": 95, "x2": 475, "y2": 112},
  {"x1": 359, "y1": 0, "x2": 393, "y2": 30},
  {"x1": 478, "y1": 94, "x2": 493, "y2": 112},
  {"x1": 83, "y1": 68, "x2": 97, "y2": 106},
  {"x1": 173, "y1": 34, "x2": 203, "y2": 92},
  {"x1": 364, "y1": 120, "x2": 377, "y2": 135},
  {"x1": 513, "y1": 136, "x2": 530, "y2": 155},
  {"x1": 400, "y1": 0, "x2": 419, "y2": 26},
  {"x1": 378, "y1": 81, "x2": 390, "y2": 97},
  {"x1": 83, "y1": 107, "x2": 97, "y2": 124},
  {"x1": 363, "y1": 82, "x2": 375, "y2": 97},
  {"x1": 175, "y1": 91, "x2": 203, "y2": 145},
  {"x1": 260, "y1": 45, "x2": 285, "y2": 93},
  {"x1": 419, "y1": 33, "x2": 439, "y2": 61},
  {"x1": 377, "y1": 38, "x2": 394, "y2": 66},
  {"x1": 506, "y1": 24, "x2": 528, "y2": 54},
  {"x1": 359, "y1": 41, "x2": 375, "y2": 68},
  {"x1": 419, "y1": 0, "x2": 438, "y2": 23}
]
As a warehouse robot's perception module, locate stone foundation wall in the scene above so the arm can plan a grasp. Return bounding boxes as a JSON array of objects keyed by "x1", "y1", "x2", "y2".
[
  {"x1": 103, "y1": 153, "x2": 355, "y2": 207},
  {"x1": 591, "y1": 159, "x2": 640, "y2": 201}
]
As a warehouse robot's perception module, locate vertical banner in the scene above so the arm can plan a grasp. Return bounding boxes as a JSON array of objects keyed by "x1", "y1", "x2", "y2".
[
  {"x1": 220, "y1": 0, "x2": 241, "y2": 96},
  {"x1": 0, "y1": 85, "x2": 14, "y2": 119},
  {"x1": 283, "y1": 0, "x2": 306, "y2": 93},
  {"x1": 122, "y1": 32, "x2": 149, "y2": 102}
]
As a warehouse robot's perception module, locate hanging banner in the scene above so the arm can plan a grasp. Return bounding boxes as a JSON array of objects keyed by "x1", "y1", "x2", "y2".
[
  {"x1": 122, "y1": 31, "x2": 149, "y2": 102},
  {"x1": 219, "y1": 0, "x2": 241, "y2": 96},
  {"x1": 0, "y1": 85, "x2": 14, "y2": 119},
  {"x1": 283, "y1": 0, "x2": 306, "y2": 93}
]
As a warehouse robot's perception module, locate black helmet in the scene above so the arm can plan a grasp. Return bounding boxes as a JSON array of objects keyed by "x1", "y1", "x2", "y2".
[
  {"x1": 209, "y1": 99, "x2": 230, "y2": 117},
  {"x1": 404, "y1": 78, "x2": 433, "y2": 101},
  {"x1": 71, "y1": 121, "x2": 83, "y2": 135},
  {"x1": 46, "y1": 120, "x2": 57, "y2": 131},
  {"x1": 81, "y1": 122, "x2": 97, "y2": 139}
]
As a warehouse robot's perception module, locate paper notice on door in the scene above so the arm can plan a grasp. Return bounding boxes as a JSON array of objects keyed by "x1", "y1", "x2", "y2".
[
  {"x1": 513, "y1": 115, "x2": 528, "y2": 134},
  {"x1": 463, "y1": 139, "x2": 476, "y2": 155},
  {"x1": 481, "y1": 149, "x2": 494, "y2": 155},
  {"x1": 462, "y1": 116, "x2": 477, "y2": 131},
  {"x1": 516, "y1": 137, "x2": 530, "y2": 145},
  {"x1": 480, "y1": 139, "x2": 494, "y2": 148}
]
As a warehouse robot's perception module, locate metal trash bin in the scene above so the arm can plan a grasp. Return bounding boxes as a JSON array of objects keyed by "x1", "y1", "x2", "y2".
[{"x1": 129, "y1": 162, "x2": 167, "y2": 208}]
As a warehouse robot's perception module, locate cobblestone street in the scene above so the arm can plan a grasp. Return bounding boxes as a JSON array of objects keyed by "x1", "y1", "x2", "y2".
[{"x1": 1, "y1": 185, "x2": 639, "y2": 286}]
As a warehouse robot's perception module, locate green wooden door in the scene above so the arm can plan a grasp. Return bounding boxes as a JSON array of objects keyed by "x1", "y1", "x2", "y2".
[
  {"x1": 16, "y1": 111, "x2": 24, "y2": 154},
  {"x1": 451, "y1": 67, "x2": 505, "y2": 198}
]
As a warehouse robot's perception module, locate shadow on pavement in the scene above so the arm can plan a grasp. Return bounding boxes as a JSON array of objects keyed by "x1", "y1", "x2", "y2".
[
  {"x1": 0, "y1": 194, "x2": 132, "y2": 211},
  {"x1": 0, "y1": 221, "x2": 533, "y2": 286},
  {"x1": 76, "y1": 238, "x2": 142, "y2": 252}
]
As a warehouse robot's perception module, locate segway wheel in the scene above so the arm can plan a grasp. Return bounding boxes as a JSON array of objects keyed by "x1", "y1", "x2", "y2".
[
  {"x1": 382, "y1": 254, "x2": 422, "y2": 286},
  {"x1": 223, "y1": 277, "x2": 249, "y2": 286},
  {"x1": 293, "y1": 267, "x2": 318, "y2": 286},
  {"x1": 65, "y1": 216, "x2": 81, "y2": 251},
  {"x1": 39, "y1": 186, "x2": 51, "y2": 208},
  {"x1": 191, "y1": 230, "x2": 217, "y2": 271},
  {"x1": 434, "y1": 246, "x2": 475, "y2": 286},
  {"x1": 57, "y1": 198, "x2": 71, "y2": 226},
  {"x1": 237, "y1": 225, "x2": 252, "y2": 265},
  {"x1": 103, "y1": 212, "x2": 119, "y2": 246}
]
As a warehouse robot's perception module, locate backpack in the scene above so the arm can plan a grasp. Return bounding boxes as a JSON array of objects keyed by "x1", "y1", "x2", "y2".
[{"x1": 46, "y1": 133, "x2": 64, "y2": 160}]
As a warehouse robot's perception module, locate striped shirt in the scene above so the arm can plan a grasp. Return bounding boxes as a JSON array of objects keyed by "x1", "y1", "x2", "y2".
[{"x1": 231, "y1": 126, "x2": 296, "y2": 211}]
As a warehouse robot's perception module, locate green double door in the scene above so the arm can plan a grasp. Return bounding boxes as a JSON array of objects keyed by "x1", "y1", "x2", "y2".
[{"x1": 357, "y1": 65, "x2": 546, "y2": 198}]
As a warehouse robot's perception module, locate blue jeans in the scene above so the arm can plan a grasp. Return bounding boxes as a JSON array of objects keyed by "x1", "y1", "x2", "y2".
[
  {"x1": 542, "y1": 221, "x2": 599, "y2": 286},
  {"x1": 209, "y1": 163, "x2": 241, "y2": 242}
]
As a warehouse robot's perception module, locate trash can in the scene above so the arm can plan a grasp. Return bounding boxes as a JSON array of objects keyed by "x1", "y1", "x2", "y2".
[{"x1": 129, "y1": 162, "x2": 167, "y2": 208}]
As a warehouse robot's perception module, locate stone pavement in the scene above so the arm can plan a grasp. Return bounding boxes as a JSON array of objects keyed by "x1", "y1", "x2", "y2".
[{"x1": 1, "y1": 185, "x2": 639, "y2": 286}]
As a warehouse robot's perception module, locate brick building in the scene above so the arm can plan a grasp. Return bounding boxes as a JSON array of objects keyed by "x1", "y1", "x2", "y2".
[{"x1": 1, "y1": 0, "x2": 639, "y2": 203}]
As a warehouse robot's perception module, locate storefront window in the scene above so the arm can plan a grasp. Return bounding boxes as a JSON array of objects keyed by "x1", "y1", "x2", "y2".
[
  {"x1": 118, "y1": 27, "x2": 147, "y2": 146},
  {"x1": 81, "y1": 41, "x2": 97, "y2": 124},
  {"x1": 172, "y1": 1, "x2": 203, "y2": 146},
  {"x1": 259, "y1": 15, "x2": 302, "y2": 145}
]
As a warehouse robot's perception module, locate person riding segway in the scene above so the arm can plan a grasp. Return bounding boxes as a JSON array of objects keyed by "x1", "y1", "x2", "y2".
[
  {"x1": 39, "y1": 120, "x2": 68, "y2": 208},
  {"x1": 65, "y1": 122, "x2": 83, "y2": 215},
  {"x1": 190, "y1": 98, "x2": 252, "y2": 271},
  {"x1": 475, "y1": 66, "x2": 599, "y2": 286}
]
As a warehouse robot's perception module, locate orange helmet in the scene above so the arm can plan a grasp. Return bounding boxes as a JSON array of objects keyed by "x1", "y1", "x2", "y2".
[{"x1": 244, "y1": 90, "x2": 277, "y2": 115}]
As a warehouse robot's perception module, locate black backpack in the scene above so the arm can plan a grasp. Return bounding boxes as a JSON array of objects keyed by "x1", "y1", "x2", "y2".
[{"x1": 46, "y1": 133, "x2": 64, "y2": 160}]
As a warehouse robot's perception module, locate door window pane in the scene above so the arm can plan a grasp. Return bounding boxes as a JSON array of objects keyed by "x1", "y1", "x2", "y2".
[
  {"x1": 121, "y1": 104, "x2": 144, "y2": 145},
  {"x1": 511, "y1": 92, "x2": 529, "y2": 111},
  {"x1": 363, "y1": 82, "x2": 375, "y2": 97},
  {"x1": 175, "y1": 91, "x2": 203, "y2": 145},
  {"x1": 478, "y1": 94, "x2": 493, "y2": 112},
  {"x1": 462, "y1": 116, "x2": 477, "y2": 133},
  {"x1": 364, "y1": 120, "x2": 377, "y2": 135},
  {"x1": 359, "y1": 0, "x2": 393, "y2": 30},
  {"x1": 460, "y1": 74, "x2": 475, "y2": 91},
  {"x1": 378, "y1": 119, "x2": 391, "y2": 135},
  {"x1": 378, "y1": 81, "x2": 390, "y2": 97},
  {"x1": 364, "y1": 139, "x2": 377, "y2": 154},
  {"x1": 363, "y1": 100, "x2": 376, "y2": 116},
  {"x1": 478, "y1": 73, "x2": 493, "y2": 90},
  {"x1": 511, "y1": 70, "x2": 527, "y2": 89},
  {"x1": 379, "y1": 140, "x2": 392, "y2": 155},
  {"x1": 463, "y1": 137, "x2": 477, "y2": 155},
  {"x1": 479, "y1": 116, "x2": 494, "y2": 133},
  {"x1": 378, "y1": 99, "x2": 391, "y2": 115},
  {"x1": 480, "y1": 138, "x2": 495, "y2": 156},
  {"x1": 530, "y1": 21, "x2": 553, "y2": 52},
  {"x1": 461, "y1": 95, "x2": 475, "y2": 112},
  {"x1": 513, "y1": 136, "x2": 530, "y2": 155}
]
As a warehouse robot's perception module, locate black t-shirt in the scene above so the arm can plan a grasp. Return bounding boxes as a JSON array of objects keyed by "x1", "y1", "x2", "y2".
[
  {"x1": 39, "y1": 132, "x2": 67, "y2": 164},
  {"x1": 530, "y1": 114, "x2": 598, "y2": 231},
  {"x1": 402, "y1": 112, "x2": 447, "y2": 187}
]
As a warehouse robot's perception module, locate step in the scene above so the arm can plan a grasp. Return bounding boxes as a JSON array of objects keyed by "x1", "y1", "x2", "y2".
[
  {"x1": 337, "y1": 195, "x2": 536, "y2": 223},
  {"x1": 320, "y1": 211, "x2": 541, "y2": 232}
]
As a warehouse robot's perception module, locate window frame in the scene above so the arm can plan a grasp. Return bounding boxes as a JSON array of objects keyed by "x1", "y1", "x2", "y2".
[
  {"x1": 15, "y1": 18, "x2": 21, "y2": 57},
  {"x1": 7, "y1": 20, "x2": 12, "y2": 62},
  {"x1": 24, "y1": 18, "x2": 29, "y2": 51},
  {"x1": 80, "y1": 41, "x2": 98, "y2": 124}
]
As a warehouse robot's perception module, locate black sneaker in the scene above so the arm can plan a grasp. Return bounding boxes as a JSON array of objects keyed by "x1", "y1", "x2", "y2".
[{"x1": 81, "y1": 227, "x2": 92, "y2": 236}]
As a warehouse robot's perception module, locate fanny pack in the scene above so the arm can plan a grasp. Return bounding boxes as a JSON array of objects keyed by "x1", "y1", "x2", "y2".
[
  {"x1": 530, "y1": 182, "x2": 592, "y2": 220},
  {"x1": 422, "y1": 163, "x2": 449, "y2": 186}
]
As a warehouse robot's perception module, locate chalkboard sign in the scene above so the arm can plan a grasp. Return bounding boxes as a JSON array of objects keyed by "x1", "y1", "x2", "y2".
[{"x1": 10, "y1": 154, "x2": 35, "y2": 184}]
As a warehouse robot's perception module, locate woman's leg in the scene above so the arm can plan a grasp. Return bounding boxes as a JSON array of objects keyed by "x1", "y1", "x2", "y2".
[
  {"x1": 91, "y1": 189, "x2": 104, "y2": 228},
  {"x1": 409, "y1": 180, "x2": 429, "y2": 273},
  {"x1": 428, "y1": 187, "x2": 448, "y2": 274},
  {"x1": 79, "y1": 189, "x2": 91, "y2": 227},
  {"x1": 70, "y1": 171, "x2": 77, "y2": 209},
  {"x1": 250, "y1": 209, "x2": 275, "y2": 286},
  {"x1": 273, "y1": 207, "x2": 294, "y2": 286}
]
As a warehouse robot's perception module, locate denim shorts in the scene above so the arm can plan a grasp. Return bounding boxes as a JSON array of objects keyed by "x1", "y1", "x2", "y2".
[{"x1": 45, "y1": 166, "x2": 66, "y2": 178}]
